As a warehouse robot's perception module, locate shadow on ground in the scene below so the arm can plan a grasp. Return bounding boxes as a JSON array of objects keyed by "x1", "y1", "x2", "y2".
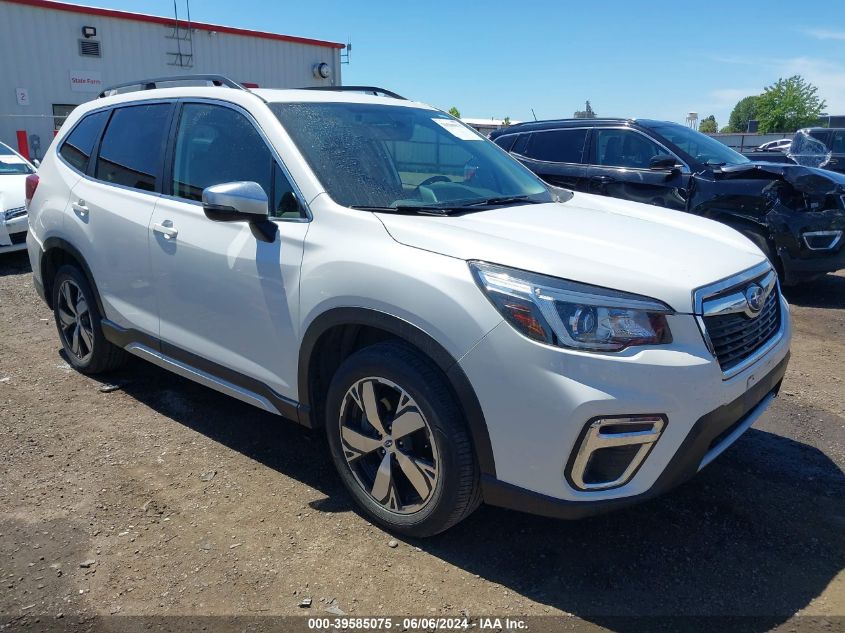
[
  {"x1": 88, "y1": 357, "x2": 845, "y2": 632},
  {"x1": 784, "y1": 272, "x2": 845, "y2": 309},
  {"x1": 0, "y1": 250, "x2": 31, "y2": 277}
]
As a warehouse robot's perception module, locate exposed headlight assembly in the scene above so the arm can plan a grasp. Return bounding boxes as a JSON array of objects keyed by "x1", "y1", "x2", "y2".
[
  {"x1": 470, "y1": 261, "x2": 673, "y2": 351},
  {"x1": 4, "y1": 206, "x2": 27, "y2": 221}
]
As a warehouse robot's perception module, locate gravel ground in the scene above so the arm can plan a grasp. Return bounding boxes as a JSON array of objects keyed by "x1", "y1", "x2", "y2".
[{"x1": 1, "y1": 250, "x2": 844, "y2": 632}]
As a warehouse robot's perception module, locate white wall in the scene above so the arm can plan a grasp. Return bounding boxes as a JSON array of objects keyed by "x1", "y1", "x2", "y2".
[{"x1": 0, "y1": 1, "x2": 342, "y2": 155}]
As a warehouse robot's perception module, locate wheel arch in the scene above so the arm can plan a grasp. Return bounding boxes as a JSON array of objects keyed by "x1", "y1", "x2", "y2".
[
  {"x1": 40, "y1": 237, "x2": 105, "y2": 315},
  {"x1": 298, "y1": 307, "x2": 496, "y2": 478}
]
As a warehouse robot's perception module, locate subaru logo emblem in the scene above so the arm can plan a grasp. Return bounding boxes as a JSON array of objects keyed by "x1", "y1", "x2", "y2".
[{"x1": 745, "y1": 284, "x2": 765, "y2": 314}]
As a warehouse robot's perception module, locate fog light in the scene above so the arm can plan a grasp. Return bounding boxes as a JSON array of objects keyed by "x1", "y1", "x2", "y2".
[
  {"x1": 803, "y1": 230, "x2": 842, "y2": 251},
  {"x1": 568, "y1": 415, "x2": 666, "y2": 491}
]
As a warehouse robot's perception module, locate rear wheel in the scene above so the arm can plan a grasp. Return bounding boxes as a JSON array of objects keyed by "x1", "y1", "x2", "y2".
[
  {"x1": 52, "y1": 265, "x2": 127, "y2": 374},
  {"x1": 325, "y1": 341, "x2": 481, "y2": 536}
]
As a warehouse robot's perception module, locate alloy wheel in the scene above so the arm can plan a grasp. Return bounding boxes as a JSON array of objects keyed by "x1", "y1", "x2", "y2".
[
  {"x1": 57, "y1": 279, "x2": 94, "y2": 362},
  {"x1": 339, "y1": 376, "x2": 439, "y2": 514}
]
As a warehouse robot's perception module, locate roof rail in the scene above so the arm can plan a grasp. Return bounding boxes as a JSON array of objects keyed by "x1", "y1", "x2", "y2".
[
  {"x1": 302, "y1": 86, "x2": 406, "y2": 100},
  {"x1": 98, "y1": 74, "x2": 246, "y2": 98}
]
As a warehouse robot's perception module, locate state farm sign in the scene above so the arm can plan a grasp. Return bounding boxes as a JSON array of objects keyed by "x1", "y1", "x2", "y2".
[{"x1": 69, "y1": 70, "x2": 103, "y2": 93}]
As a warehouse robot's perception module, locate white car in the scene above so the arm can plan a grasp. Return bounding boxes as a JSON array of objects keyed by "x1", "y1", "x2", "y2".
[
  {"x1": 0, "y1": 141, "x2": 36, "y2": 253},
  {"x1": 25, "y1": 76, "x2": 791, "y2": 536},
  {"x1": 755, "y1": 138, "x2": 792, "y2": 153}
]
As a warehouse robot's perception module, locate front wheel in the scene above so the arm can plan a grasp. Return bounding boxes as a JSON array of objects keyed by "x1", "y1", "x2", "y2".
[{"x1": 325, "y1": 341, "x2": 481, "y2": 537}]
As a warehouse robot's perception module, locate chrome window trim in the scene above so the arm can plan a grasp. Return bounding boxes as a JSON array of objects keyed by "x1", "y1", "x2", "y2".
[
  {"x1": 691, "y1": 261, "x2": 785, "y2": 381},
  {"x1": 802, "y1": 229, "x2": 842, "y2": 251}
]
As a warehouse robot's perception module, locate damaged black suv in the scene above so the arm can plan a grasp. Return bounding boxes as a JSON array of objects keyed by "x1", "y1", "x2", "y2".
[{"x1": 491, "y1": 119, "x2": 845, "y2": 285}]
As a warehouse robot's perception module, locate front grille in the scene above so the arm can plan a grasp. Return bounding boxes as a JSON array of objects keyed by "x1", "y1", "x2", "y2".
[
  {"x1": 703, "y1": 287, "x2": 781, "y2": 372},
  {"x1": 9, "y1": 231, "x2": 27, "y2": 245}
]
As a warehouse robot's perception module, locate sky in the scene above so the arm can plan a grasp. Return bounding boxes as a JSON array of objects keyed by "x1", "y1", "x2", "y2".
[{"x1": 70, "y1": 0, "x2": 845, "y2": 127}]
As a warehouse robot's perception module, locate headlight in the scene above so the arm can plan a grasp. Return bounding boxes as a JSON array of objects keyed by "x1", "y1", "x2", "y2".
[
  {"x1": 4, "y1": 206, "x2": 27, "y2": 221},
  {"x1": 469, "y1": 261, "x2": 673, "y2": 351}
]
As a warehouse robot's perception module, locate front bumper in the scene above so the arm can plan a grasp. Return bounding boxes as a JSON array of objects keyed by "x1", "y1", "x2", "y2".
[
  {"x1": 0, "y1": 215, "x2": 28, "y2": 253},
  {"x1": 481, "y1": 352, "x2": 788, "y2": 519},
  {"x1": 780, "y1": 242, "x2": 845, "y2": 278},
  {"x1": 459, "y1": 298, "x2": 791, "y2": 517}
]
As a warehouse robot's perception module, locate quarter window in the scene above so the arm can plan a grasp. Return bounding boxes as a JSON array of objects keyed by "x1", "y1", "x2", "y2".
[
  {"x1": 523, "y1": 129, "x2": 587, "y2": 163},
  {"x1": 511, "y1": 133, "x2": 530, "y2": 155},
  {"x1": 593, "y1": 129, "x2": 665, "y2": 169},
  {"x1": 493, "y1": 134, "x2": 518, "y2": 152},
  {"x1": 95, "y1": 104, "x2": 171, "y2": 191},
  {"x1": 58, "y1": 110, "x2": 108, "y2": 173}
]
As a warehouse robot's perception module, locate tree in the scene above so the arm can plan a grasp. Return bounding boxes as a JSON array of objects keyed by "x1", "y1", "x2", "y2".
[
  {"x1": 756, "y1": 75, "x2": 826, "y2": 133},
  {"x1": 698, "y1": 115, "x2": 718, "y2": 134},
  {"x1": 502, "y1": 116, "x2": 511, "y2": 126},
  {"x1": 448, "y1": 106, "x2": 461, "y2": 118},
  {"x1": 728, "y1": 95, "x2": 759, "y2": 133},
  {"x1": 719, "y1": 126, "x2": 731, "y2": 133},
  {"x1": 573, "y1": 100, "x2": 596, "y2": 119}
]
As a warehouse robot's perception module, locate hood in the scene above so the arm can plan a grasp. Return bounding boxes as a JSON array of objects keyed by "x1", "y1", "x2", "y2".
[
  {"x1": 377, "y1": 192, "x2": 766, "y2": 313},
  {"x1": 0, "y1": 174, "x2": 28, "y2": 212},
  {"x1": 715, "y1": 162, "x2": 845, "y2": 195}
]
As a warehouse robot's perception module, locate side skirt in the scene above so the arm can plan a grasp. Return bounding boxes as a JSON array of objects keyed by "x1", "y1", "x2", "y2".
[{"x1": 101, "y1": 319, "x2": 309, "y2": 426}]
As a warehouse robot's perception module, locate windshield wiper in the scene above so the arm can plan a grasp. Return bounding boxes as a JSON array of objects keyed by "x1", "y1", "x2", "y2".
[
  {"x1": 351, "y1": 196, "x2": 544, "y2": 215},
  {"x1": 350, "y1": 204, "x2": 456, "y2": 216},
  {"x1": 457, "y1": 195, "x2": 543, "y2": 207}
]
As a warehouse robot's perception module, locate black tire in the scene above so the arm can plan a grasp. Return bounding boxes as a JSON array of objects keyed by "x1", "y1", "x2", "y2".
[
  {"x1": 325, "y1": 341, "x2": 481, "y2": 537},
  {"x1": 52, "y1": 265, "x2": 128, "y2": 374}
]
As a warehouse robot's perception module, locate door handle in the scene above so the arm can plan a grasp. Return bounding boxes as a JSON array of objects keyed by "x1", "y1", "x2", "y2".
[
  {"x1": 590, "y1": 175, "x2": 615, "y2": 184},
  {"x1": 153, "y1": 221, "x2": 179, "y2": 240},
  {"x1": 71, "y1": 200, "x2": 89, "y2": 217}
]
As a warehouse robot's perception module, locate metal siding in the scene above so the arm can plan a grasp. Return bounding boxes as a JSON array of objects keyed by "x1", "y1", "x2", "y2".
[{"x1": 0, "y1": 1, "x2": 341, "y2": 149}]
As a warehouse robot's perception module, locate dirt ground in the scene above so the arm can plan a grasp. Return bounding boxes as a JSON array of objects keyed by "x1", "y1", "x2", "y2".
[{"x1": 1, "y1": 250, "x2": 844, "y2": 632}]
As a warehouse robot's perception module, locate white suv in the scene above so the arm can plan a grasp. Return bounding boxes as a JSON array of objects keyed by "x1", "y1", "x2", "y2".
[{"x1": 26, "y1": 76, "x2": 791, "y2": 536}]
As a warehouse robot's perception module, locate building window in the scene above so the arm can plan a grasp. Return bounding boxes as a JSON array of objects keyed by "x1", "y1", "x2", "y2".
[
  {"x1": 53, "y1": 104, "x2": 77, "y2": 132},
  {"x1": 78, "y1": 39, "x2": 102, "y2": 57}
]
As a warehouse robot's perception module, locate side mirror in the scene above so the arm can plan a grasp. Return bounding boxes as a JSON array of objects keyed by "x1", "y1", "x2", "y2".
[
  {"x1": 203, "y1": 181, "x2": 276, "y2": 242},
  {"x1": 649, "y1": 154, "x2": 680, "y2": 171},
  {"x1": 31, "y1": 159, "x2": 40, "y2": 168}
]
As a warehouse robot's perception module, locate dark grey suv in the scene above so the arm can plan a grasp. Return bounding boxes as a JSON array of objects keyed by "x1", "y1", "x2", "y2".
[{"x1": 490, "y1": 118, "x2": 845, "y2": 285}]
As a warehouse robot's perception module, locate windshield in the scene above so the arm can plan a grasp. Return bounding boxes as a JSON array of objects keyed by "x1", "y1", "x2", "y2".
[
  {"x1": 0, "y1": 145, "x2": 34, "y2": 175},
  {"x1": 270, "y1": 102, "x2": 552, "y2": 209},
  {"x1": 645, "y1": 122, "x2": 750, "y2": 167}
]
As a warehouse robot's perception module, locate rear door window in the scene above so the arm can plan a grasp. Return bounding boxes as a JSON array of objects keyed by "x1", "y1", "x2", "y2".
[
  {"x1": 95, "y1": 104, "x2": 172, "y2": 192},
  {"x1": 523, "y1": 129, "x2": 587, "y2": 163},
  {"x1": 58, "y1": 110, "x2": 108, "y2": 173}
]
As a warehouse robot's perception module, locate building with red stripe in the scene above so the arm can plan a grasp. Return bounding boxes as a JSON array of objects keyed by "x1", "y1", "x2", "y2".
[{"x1": 0, "y1": 0, "x2": 345, "y2": 157}]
